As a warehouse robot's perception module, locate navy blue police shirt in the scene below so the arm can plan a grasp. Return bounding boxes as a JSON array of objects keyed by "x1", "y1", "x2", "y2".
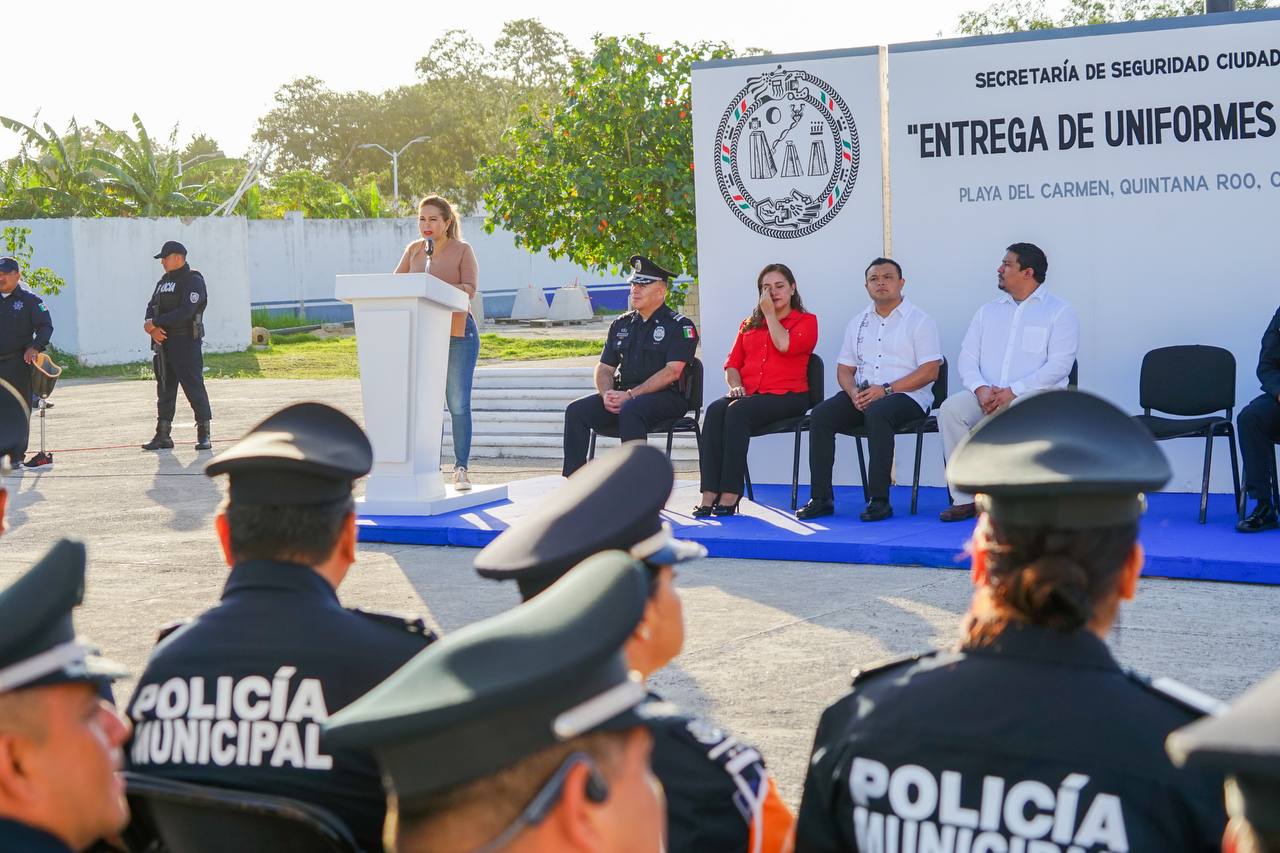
[
  {"x1": 795, "y1": 624, "x2": 1225, "y2": 853},
  {"x1": 145, "y1": 264, "x2": 208, "y2": 337},
  {"x1": 0, "y1": 818, "x2": 74, "y2": 852},
  {"x1": 602, "y1": 305, "x2": 698, "y2": 390},
  {"x1": 0, "y1": 285, "x2": 52, "y2": 357},
  {"x1": 125, "y1": 560, "x2": 435, "y2": 852},
  {"x1": 1258, "y1": 304, "x2": 1280, "y2": 399}
]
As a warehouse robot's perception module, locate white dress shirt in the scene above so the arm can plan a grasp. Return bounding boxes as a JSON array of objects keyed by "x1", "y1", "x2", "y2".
[
  {"x1": 957, "y1": 285, "x2": 1079, "y2": 396},
  {"x1": 837, "y1": 297, "x2": 943, "y2": 412}
]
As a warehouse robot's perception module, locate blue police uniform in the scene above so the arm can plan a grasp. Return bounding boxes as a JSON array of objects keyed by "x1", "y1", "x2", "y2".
[
  {"x1": 145, "y1": 262, "x2": 212, "y2": 424},
  {"x1": 0, "y1": 283, "x2": 52, "y2": 461},
  {"x1": 1236, "y1": 304, "x2": 1280, "y2": 531},
  {"x1": 125, "y1": 560, "x2": 434, "y2": 852},
  {"x1": 0, "y1": 818, "x2": 75, "y2": 852}
]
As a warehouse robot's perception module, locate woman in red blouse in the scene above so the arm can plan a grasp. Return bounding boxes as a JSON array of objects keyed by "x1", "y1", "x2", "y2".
[{"x1": 695, "y1": 263, "x2": 818, "y2": 517}]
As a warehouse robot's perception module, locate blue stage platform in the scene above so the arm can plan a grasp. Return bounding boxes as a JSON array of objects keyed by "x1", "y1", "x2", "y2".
[{"x1": 357, "y1": 478, "x2": 1280, "y2": 585}]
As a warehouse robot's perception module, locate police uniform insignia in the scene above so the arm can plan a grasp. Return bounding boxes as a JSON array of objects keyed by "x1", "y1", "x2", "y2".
[
  {"x1": 654, "y1": 326, "x2": 666, "y2": 342},
  {"x1": 1127, "y1": 670, "x2": 1228, "y2": 716},
  {"x1": 12, "y1": 301, "x2": 21, "y2": 310},
  {"x1": 189, "y1": 292, "x2": 199, "y2": 303},
  {"x1": 633, "y1": 258, "x2": 644, "y2": 272},
  {"x1": 684, "y1": 717, "x2": 726, "y2": 746},
  {"x1": 347, "y1": 608, "x2": 437, "y2": 640},
  {"x1": 617, "y1": 327, "x2": 630, "y2": 339}
]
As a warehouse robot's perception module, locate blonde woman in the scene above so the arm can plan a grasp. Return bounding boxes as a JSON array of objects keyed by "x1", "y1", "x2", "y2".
[{"x1": 394, "y1": 194, "x2": 479, "y2": 490}]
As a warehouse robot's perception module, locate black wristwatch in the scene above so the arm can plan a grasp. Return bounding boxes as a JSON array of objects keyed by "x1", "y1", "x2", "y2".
[{"x1": 882, "y1": 383, "x2": 894, "y2": 395}]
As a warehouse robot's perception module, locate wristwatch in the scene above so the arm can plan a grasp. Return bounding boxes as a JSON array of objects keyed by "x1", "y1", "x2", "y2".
[{"x1": 882, "y1": 383, "x2": 894, "y2": 395}]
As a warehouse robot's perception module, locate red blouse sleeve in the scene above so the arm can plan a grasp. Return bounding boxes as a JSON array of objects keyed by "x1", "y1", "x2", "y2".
[
  {"x1": 789, "y1": 312, "x2": 818, "y2": 358},
  {"x1": 724, "y1": 325, "x2": 748, "y2": 371}
]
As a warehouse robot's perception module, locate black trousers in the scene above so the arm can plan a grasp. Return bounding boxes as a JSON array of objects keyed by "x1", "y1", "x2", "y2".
[
  {"x1": 562, "y1": 390, "x2": 688, "y2": 477},
  {"x1": 699, "y1": 392, "x2": 809, "y2": 495},
  {"x1": 807, "y1": 392, "x2": 925, "y2": 502},
  {"x1": 0, "y1": 355, "x2": 32, "y2": 460},
  {"x1": 157, "y1": 336, "x2": 212, "y2": 422},
  {"x1": 1238, "y1": 392, "x2": 1280, "y2": 501}
]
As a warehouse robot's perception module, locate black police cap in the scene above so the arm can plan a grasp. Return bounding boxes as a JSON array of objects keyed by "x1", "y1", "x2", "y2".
[
  {"x1": 325, "y1": 551, "x2": 657, "y2": 803},
  {"x1": 153, "y1": 240, "x2": 188, "y2": 259},
  {"x1": 205, "y1": 402, "x2": 372, "y2": 505},
  {"x1": 0, "y1": 379, "x2": 30, "y2": 471},
  {"x1": 947, "y1": 389, "x2": 1171, "y2": 528},
  {"x1": 0, "y1": 257, "x2": 20, "y2": 273},
  {"x1": 1167, "y1": 669, "x2": 1280, "y2": 831},
  {"x1": 475, "y1": 444, "x2": 705, "y2": 600},
  {"x1": 0, "y1": 539, "x2": 126, "y2": 693},
  {"x1": 627, "y1": 254, "x2": 676, "y2": 285}
]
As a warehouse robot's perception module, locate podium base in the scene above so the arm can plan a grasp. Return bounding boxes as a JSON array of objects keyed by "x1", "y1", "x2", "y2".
[{"x1": 357, "y1": 483, "x2": 509, "y2": 517}]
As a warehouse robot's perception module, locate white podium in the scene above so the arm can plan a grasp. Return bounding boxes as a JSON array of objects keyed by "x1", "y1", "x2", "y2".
[{"x1": 337, "y1": 273, "x2": 507, "y2": 515}]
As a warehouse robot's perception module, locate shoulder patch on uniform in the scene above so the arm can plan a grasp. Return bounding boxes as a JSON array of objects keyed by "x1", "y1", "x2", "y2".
[
  {"x1": 1126, "y1": 670, "x2": 1228, "y2": 717},
  {"x1": 348, "y1": 608, "x2": 437, "y2": 641},
  {"x1": 155, "y1": 619, "x2": 192, "y2": 644},
  {"x1": 851, "y1": 650, "x2": 938, "y2": 686}
]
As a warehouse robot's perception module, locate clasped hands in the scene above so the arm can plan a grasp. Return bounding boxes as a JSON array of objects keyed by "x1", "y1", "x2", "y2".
[
  {"x1": 143, "y1": 320, "x2": 167, "y2": 343},
  {"x1": 602, "y1": 389, "x2": 633, "y2": 413},
  {"x1": 976, "y1": 385, "x2": 1015, "y2": 414},
  {"x1": 851, "y1": 383, "x2": 887, "y2": 412}
]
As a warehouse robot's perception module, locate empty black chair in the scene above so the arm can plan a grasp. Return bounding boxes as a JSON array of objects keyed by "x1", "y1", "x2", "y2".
[
  {"x1": 121, "y1": 772, "x2": 359, "y2": 853},
  {"x1": 1131, "y1": 345, "x2": 1241, "y2": 524},
  {"x1": 742, "y1": 354, "x2": 825, "y2": 511},
  {"x1": 589, "y1": 357, "x2": 703, "y2": 460},
  {"x1": 846, "y1": 358, "x2": 949, "y2": 515}
]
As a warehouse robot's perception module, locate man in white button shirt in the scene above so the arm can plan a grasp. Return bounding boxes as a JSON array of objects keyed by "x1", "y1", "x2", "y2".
[
  {"x1": 797, "y1": 258, "x2": 942, "y2": 522},
  {"x1": 938, "y1": 242, "x2": 1080, "y2": 522}
]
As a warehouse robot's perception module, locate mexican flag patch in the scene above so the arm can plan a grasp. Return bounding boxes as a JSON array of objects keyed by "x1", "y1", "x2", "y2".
[{"x1": 682, "y1": 327, "x2": 697, "y2": 339}]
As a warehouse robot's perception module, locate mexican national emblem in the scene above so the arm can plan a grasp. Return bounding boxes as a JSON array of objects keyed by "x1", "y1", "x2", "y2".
[{"x1": 715, "y1": 65, "x2": 860, "y2": 239}]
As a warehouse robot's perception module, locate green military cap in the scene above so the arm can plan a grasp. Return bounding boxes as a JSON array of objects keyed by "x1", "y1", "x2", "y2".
[
  {"x1": 0, "y1": 378, "x2": 30, "y2": 472},
  {"x1": 948, "y1": 389, "x2": 1172, "y2": 528},
  {"x1": 0, "y1": 540, "x2": 126, "y2": 693},
  {"x1": 1167, "y1": 669, "x2": 1280, "y2": 832},
  {"x1": 205, "y1": 402, "x2": 372, "y2": 505},
  {"x1": 474, "y1": 444, "x2": 706, "y2": 600},
  {"x1": 325, "y1": 551, "x2": 657, "y2": 803}
]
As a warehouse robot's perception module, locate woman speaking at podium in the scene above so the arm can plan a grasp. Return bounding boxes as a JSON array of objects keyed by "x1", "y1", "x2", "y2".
[{"x1": 394, "y1": 194, "x2": 479, "y2": 491}]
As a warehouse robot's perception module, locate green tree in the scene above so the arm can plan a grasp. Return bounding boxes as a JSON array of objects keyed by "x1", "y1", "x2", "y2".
[
  {"x1": 477, "y1": 34, "x2": 745, "y2": 304},
  {"x1": 2, "y1": 227, "x2": 67, "y2": 296},
  {"x1": 957, "y1": 0, "x2": 1272, "y2": 34},
  {"x1": 0, "y1": 117, "x2": 104, "y2": 217},
  {"x1": 89, "y1": 115, "x2": 220, "y2": 216}
]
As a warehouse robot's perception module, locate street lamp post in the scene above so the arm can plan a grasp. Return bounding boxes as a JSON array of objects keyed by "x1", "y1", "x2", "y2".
[{"x1": 358, "y1": 135, "x2": 430, "y2": 208}]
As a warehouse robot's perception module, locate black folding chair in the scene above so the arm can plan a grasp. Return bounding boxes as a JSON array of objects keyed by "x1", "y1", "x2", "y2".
[
  {"x1": 121, "y1": 772, "x2": 359, "y2": 853},
  {"x1": 742, "y1": 354, "x2": 825, "y2": 511},
  {"x1": 1131, "y1": 345, "x2": 1241, "y2": 524},
  {"x1": 588, "y1": 357, "x2": 703, "y2": 460},
  {"x1": 846, "y1": 358, "x2": 948, "y2": 515}
]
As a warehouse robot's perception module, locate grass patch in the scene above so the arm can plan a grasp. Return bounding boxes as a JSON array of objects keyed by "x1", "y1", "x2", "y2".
[
  {"x1": 250, "y1": 309, "x2": 316, "y2": 330},
  {"x1": 52, "y1": 334, "x2": 600, "y2": 381}
]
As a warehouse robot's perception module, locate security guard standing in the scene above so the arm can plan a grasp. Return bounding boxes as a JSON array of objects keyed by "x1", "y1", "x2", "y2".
[
  {"x1": 0, "y1": 256, "x2": 52, "y2": 469},
  {"x1": 795, "y1": 390, "x2": 1227, "y2": 852},
  {"x1": 125, "y1": 402, "x2": 435, "y2": 852},
  {"x1": 475, "y1": 444, "x2": 796, "y2": 852},
  {"x1": 142, "y1": 240, "x2": 212, "y2": 452},
  {"x1": 0, "y1": 540, "x2": 131, "y2": 853},
  {"x1": 326, "y1": 552, "x2": 666, "y2": 853},
  {"x1": 562, "y1": 255, "x2": 698, "y2": 477}
]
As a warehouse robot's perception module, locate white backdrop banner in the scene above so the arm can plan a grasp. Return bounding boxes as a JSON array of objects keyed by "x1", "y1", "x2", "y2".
[
  {"x1": 692, "y1": 48, "x2": 886, "y2": 488},
  {"x1": 888, "y1": 10, "x2": 1280, "y2": 493}
]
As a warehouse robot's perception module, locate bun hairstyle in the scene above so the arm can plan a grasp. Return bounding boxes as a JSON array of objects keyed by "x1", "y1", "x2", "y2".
[
  {"x1": 418, "y1": 194, "x2": 461, "y2": 240},
  {"x1": 964, "y1": 514, "x2": 1137, "y2": 647}
]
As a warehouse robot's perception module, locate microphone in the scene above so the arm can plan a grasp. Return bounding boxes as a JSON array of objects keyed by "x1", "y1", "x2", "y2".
[{"x1": 425, "y1": 238, "x2": 434, "y2": 258}]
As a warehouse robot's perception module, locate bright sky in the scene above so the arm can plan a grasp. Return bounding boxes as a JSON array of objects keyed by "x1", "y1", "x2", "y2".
[{"x1": 1, "y1": 0, "x2": 986, "y2": 160}]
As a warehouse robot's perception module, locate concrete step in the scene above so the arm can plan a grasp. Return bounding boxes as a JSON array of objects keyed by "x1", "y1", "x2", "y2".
[
  {"x1": 470, "y1": 390, "x2": 587, "y2": 410},
  {"x1": 473, "y1": 366, "x2": 595, "y2": 387}
]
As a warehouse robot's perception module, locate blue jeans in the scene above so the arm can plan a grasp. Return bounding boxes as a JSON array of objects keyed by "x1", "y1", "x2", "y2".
[{"x1": 446, "y1": 315, "x2": 479, "y2": 468}]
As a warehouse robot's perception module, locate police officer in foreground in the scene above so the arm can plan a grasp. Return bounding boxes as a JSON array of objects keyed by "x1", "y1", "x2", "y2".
[
  {"x1": 326, "y1": 552, "x2": 666, "y2": 853},
  {"x1": 0, "y1": 256, "x2": 52, "y2": 470},
  {"x1": 474, "y1": 444, "x2": 796, "y2": 852},
  {"x1": 795, "y1": 390, "x2": 1227, "y2": 852},
  {"x1": 125, "y1": 402, "x2": 435, "y2": 852},
  {"x1": 1168, "y1": 669, "x2": 1280, "y2": 853},
  {"x1": 142, "y1": 241, "x2": 212, "y2": 452},
  {"x1": 0, "y1": 540, "x2": 131, "y2": 852},
  {"x1": 562, "y1": 255, "x2": 698, "y2": 477}
]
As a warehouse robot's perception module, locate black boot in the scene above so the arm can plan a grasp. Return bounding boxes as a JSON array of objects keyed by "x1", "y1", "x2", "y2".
[
  {"x1": 1236, "y1": 501, "x2": 1279, "y2": 533},
  {"x1": 141, "y1": 419, "x2": 174, "y2": 451},
  {"x1": 195, "y1": 420, "x2": 212, "y2": 451}
]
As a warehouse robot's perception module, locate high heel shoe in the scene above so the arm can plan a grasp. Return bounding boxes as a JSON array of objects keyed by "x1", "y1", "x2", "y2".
[
  {"x1": 711, "y1": 500, "x2": 741, "y2": 517},
  {"x1": 691, "y1": 504, "x2": 715, "y2": 518}
]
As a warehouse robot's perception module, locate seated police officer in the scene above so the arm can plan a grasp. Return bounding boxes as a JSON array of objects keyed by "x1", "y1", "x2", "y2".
[
  {"x1": 795, "y1": 390, "x2": 1226, "y2": 852},
  {"x1": 0, "y1": 256, "x2": 52, "y2": 470},
  {"x1": 125, "y1": 402, "x2": 435, "y2": 852},
  {"x1": 474, "y1": 444, "x2": 795, "y2": 853},
  {"x1": 562, "y1": 255, "x2": 698, "y2": 477},
  {"x1": 1236, "y1": 303, "x2": 1280, "y2": 533},
  {"x1": 142, "y1": 241, "x2": 213, "y2": 453},
  {"x1": 0, "y1": 540, "x2": 132, "y2": 852},
  {"x1": 1168, "y1": 670, "x2": 1280, "y2": 853},
  {"x1": 326, "y1": 552, "x2": 666, "y2": 853}
]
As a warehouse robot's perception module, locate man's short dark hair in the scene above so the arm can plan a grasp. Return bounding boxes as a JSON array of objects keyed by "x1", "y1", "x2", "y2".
[
  {"x1": 864, "y1": 257, "x2": 902, "y2": 279},
  {"x1": 1006, "y1": 243, "x2": 1048, "y2": 284},
  {"x1": 224, "y1": 495, "x2": 354, "y2": 565}
]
